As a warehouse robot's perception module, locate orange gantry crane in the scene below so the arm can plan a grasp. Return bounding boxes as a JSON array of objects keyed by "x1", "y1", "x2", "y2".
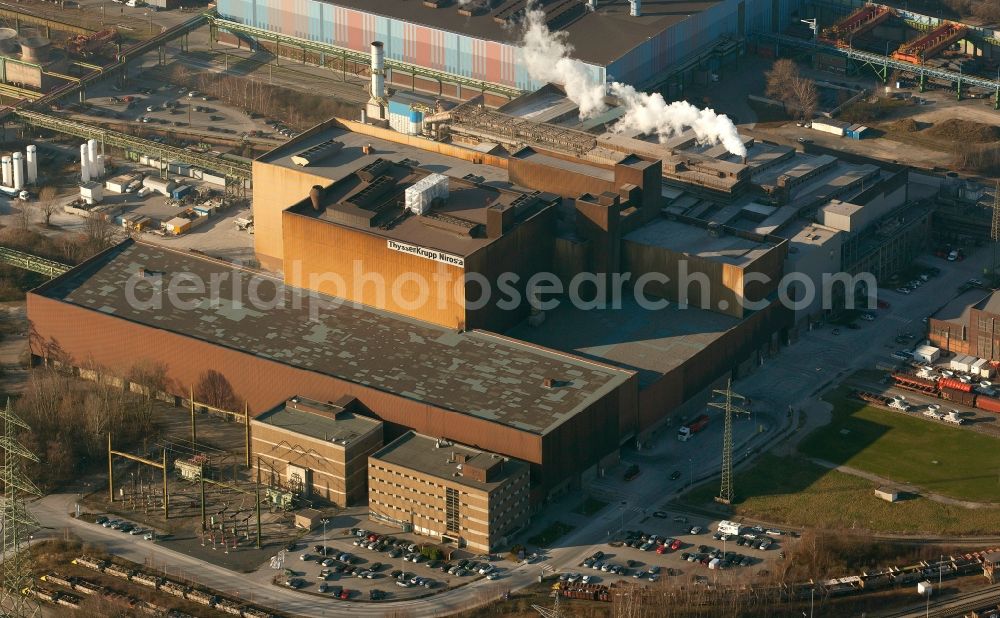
[
  {"x1": 891, "y1": 22, "x2": 967, "y2": 64},
  {"x1": 818, "y1": 4, "x2": 895, "y2": 48}
]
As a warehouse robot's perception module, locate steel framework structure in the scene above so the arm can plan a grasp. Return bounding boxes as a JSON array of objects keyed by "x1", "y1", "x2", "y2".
[
  {"x1": 449, "y1": 101, "x2": 597, "y2": 155},
  {"x1": 0, "y1": 399, "x2": 41, "y2": 617},
  {"x1": 708, "y1": 380, "x2": 747, "y2": 505},
  {"x1": 0, "y1": 246, "x2": 70, "y2": 278},
  {"x1": 15, "y1": 109, "x2": 251, "y2": 180},
  {"x1": 755, "y1": 31, "x2": 1000, "y2": 107},
  {"x1": 206, "y1": 14, "x2": 523, "y2": 100}
]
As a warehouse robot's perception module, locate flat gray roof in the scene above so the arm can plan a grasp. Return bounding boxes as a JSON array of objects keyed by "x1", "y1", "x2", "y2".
[
  {"x1": 260, "y1": 125, "x2": 510, "y2": 188},
  {"x1": 320, "y1": 0, "x2": 723, "y2": 67},
  {"x1": 288, "y1": 158, "x2": 547, "y2": 257},
  {"x1": 975, "y1": 291, "x2": 1000, "y2": 316},
  {"x1": 37, "y1": 241, "x2": 633, "y2": 435},
  {"x1": 507, "y1": 293, "x2": 739, "y2": 387},
  {"x1": 934, "y1": 289, "x2": 991, "y2": 326},
  {"x1": 255, "y1": 396, "x2": 382, "y2": 445},
  {"x1": 371, "y1": 431, "x2": 527, "y2": 492},
  {"x1": 624, "y1": 219, "x2": 775, "y2": 268}
]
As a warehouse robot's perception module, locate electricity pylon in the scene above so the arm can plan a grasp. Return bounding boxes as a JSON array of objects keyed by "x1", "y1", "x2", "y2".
[
  {"x1": 991, "y1": 181, "x2": 1000, "y2": 278},
  {"x1": 532, "y1": 591, "x2": 562, "y2": 618},
  {"x1": 708, "y1": 379, "x2": 747, "y2": 505},
  {"x1": 0, "y1": 399, "x2": 41, "y2": 617}
]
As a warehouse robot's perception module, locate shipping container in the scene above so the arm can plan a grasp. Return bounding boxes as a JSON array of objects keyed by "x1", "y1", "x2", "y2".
[
  {"x1": 171, "y1": 184, "x2": 193, "y2": 200},
  {"x1": 812, "y1": 120, "x2": 849, "y2": 136}
]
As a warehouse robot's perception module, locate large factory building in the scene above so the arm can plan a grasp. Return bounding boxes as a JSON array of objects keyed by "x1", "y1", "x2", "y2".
[
  {"x1": 216, "y1": 0, "x2": 805, "y2": 94},
  {"x1": 28, "y1": 240, "x2": 635, "y2": 500}
]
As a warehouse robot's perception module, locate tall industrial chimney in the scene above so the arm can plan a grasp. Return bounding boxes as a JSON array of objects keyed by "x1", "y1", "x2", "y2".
[
  {"x1": 25, "y1": 145, "x2": 36, "y2": 184},
  {"x1": 11, "y1": 152, "x2": 24, "y2": 191},
  {"x1": 630, "y1": 0, "x2": 641, "y2": 16},
  {"x1": 366, "y1": 41, "x2": 387, "y2": 122},
  {"x1": 1, "y1": 156, "x2": 11, "y2": 187},
  {"x1": 80, "y1": 143, "x2": 90, "y2": 183}
]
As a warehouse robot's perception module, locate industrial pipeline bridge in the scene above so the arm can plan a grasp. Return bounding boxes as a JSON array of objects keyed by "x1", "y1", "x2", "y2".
[
  {"x1": 14, "y1": 109, "x2": 251, "y2": 180},
  {"x1": 0, "y1": 247, "x2": 70, "y2": 278},
  {"x1": 755, "y1": 31, "x2": 1000, "y2": 107}
]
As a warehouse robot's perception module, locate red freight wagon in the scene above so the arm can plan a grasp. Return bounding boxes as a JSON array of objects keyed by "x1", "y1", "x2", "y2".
[
  {"x1": 940, "y1": 387, "x2": 977, "y2": 407},
  {"x1": 976, "y1": 395, "x2": 1000, "y2": 414}
]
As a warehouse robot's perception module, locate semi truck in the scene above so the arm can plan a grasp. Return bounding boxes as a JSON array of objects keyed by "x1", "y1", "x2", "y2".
[{"x1": 677, "y1": 415, "x2": 710, "y2": 441}]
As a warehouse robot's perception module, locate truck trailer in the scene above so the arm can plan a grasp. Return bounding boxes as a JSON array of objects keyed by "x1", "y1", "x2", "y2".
[{"x1": 678, "y1": 415, "x2": 710, "y2": 441}]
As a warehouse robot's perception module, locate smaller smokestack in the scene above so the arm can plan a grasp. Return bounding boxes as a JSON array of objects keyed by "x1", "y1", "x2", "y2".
[
  {"x1": 309, "y1": 185, "x2": 323, "y2": 211},
  {"x1": 370, "y1": 41, "x2": 385, "y2": 102},
  {"x1": 630, "y1": 0, "x2": 641, "y2": 16}
]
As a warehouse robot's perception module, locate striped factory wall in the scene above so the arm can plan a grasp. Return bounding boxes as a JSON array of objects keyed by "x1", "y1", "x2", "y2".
[
  {"x1": 217, "y1": 0, "x2": 801, "y2": 91},
  {"x1": 217, "y1": 0, "x2": 601, "y2": 91}
]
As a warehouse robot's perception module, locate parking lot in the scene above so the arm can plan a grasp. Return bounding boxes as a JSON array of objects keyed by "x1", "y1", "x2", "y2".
[
  {"x1": 554, "y1": 515, "x2": 796, "y2": 587},
  {"x1": 278, "y1": 525, "x2": 507, "y2": 603}
]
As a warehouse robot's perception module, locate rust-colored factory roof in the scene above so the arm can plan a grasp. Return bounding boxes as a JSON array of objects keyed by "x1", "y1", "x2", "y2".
[{"x1": 36, "y1": 241, "x2": 632, "y2": 435}]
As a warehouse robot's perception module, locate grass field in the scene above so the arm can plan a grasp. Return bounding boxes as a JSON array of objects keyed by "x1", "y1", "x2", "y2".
[
  {"x1": 799, "y1": 388, "x2": 1000, "y2": 503},
  {"x1": 680, "y1": 454, "x2": 1000, "y2": 535}
]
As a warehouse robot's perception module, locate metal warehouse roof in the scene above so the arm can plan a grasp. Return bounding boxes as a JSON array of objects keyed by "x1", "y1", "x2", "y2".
[
  {"x1": 321, "y1": 0, "x2": 723, "y2": 66},
  {"x1": 37, "y1": 241, "x2": 632, "y2": 435}
]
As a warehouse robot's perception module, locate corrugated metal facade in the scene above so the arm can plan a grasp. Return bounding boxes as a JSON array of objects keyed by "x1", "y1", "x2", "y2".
[
  {"x1": 217, "y1": 0, "x2": 582, "y2": 90},
  {"x1": 217, "y1": 0, "x2": 803, "y2": 91},
  {"x1": 608, "y1": 0, "x2": 805, "y2": 85}
]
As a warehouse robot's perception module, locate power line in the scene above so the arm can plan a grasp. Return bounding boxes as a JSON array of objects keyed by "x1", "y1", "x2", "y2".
[{"x1": 0, "y1": 399, "x2": 41, "y2": 617}]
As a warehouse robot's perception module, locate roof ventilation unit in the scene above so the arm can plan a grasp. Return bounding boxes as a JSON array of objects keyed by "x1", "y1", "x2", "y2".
[{"x1": 291, "y1": 140, "x2": 343, "y2": 167}]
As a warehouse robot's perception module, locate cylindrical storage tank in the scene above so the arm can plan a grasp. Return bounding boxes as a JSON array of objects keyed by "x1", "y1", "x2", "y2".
[
  {"x1": 630, "y1": 0, "x2": 641, "y2": 16},
  {"x1": 25, "y1": 145, "x2": 36, "y2": 184},
  {"x1": 939, "y1": 378, "x2": 973, "y2": 393},
  {"x1": 87, "y1": 139, "x2": 98, "y2": 172},
  {"x1": 370, "y1": 41, "x2": 385, "y2": 100},
  {"x1": 409, "y1": 109, "x2": 423, "y2": 136},
  {"x1": 11, "y1": 152, "x2": 23, "y2": 191},
  {"x1": 80, "y1": 144, "x2": 90, "y2": 182},
  {"x1": 1, "y1": 155, "x2": 11, "y2": 187},
  {"x1": 96, "y1": 154, "x2": 106, "y2": 178},
  {"x1": 142, "y1": 176, "x2": 175, "y2": 196},
  {"x1": 976, "y1": 395, "x2": 1000, "y2": 414}
]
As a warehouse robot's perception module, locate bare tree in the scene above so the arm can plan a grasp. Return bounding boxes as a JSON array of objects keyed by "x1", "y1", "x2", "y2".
[
  {"x1": 82, "y1": 214, "x2": 117, "y2": 256},
  {"x1": 14, "y1": 200, "x2": 31, "y2": 229},
  {"x1": 35, "y1": 186, "x2": 60, "y2": 227},
  {"x1": 194, "y1": 369, "x2": 240, "y2": 411},
  {"x1": 765, "y1": 59, "x2": 818, "y2": 121}
]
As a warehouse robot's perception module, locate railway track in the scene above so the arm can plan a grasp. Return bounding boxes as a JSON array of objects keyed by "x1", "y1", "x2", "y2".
[{"x1": 878, "y1": 584, "x2": 1000, "y2": 618}]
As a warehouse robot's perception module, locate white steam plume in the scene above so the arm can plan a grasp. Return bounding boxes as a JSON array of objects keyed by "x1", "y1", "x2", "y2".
[
  {"x1": 517, "y1": 1, "x2": 608, "y2": 118},
  {"x1": 516, "y1": 2, "x2": 746, "y2": 157},
  {"x1": 610, "y1": 83, "x2": 746, "y2": 157}
]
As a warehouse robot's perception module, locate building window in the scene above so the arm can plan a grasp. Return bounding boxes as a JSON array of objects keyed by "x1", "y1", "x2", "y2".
[{"x1": 445, "y1": 487, "x2": 460, "y2": 533}]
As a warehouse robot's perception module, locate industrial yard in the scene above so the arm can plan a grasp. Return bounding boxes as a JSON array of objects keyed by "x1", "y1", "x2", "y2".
[{"x1": 0, "y1": 0, "x2": 997, "y2": 617}]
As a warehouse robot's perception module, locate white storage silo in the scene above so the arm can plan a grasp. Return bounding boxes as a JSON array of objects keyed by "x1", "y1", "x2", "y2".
[
  {"x1": 87, "y1": 139, "x2": 98, "y2": 175},
  {"x1": 80, "y1": 144, "x2": 90, "y2": 183},
  {"x1": 12, "y1": 152, "x2": 24, "y2": 191},
  {"x1": 25, "y1": 145, "x2": 37, "y2": 184},
  {"x1": 1, "y1": 155, "x2": 11, "y2": 187}
]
